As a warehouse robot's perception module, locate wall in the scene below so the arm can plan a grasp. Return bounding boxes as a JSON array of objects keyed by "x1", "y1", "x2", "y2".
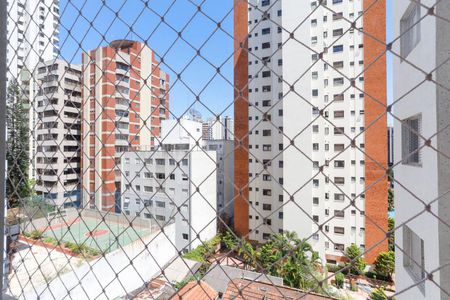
[
  {"x1": 25, "y1": 224, "x2": 177, "y2": 300},
  {"x1": 393, "y1": 0, "x2": 440, "y2": 298}
]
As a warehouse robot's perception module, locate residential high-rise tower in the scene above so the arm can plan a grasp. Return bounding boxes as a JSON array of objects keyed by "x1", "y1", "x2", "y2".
[
  {"x1": 6, "y1": 0, "x2": 60, "y2": 82},
  {"x1": 82, "y1": 40, "x2": 169, "y2": 212},
  {"x1": 234, "y1": 0, "x2": 387, "y2": 263}
]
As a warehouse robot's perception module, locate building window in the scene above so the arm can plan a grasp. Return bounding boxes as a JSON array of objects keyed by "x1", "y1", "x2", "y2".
[
  {"x1": 402, "y1": 114, "x2": 421, "y2": 165},
  {"x1": 334, "y1": 243, "x2": 344, "y2": 251},
  {"x1": 400, "y1": 1, "x2": 421, "y2": 59},
  {"x1": 182, "y1": 233, "x2": 189, "y2": 240},
  {"x1": 334, "y1": 193, "x2": 345, "y2": 201},
  {"x1": 263, "y1": 189, "x2": 272, "y2": 196},
  {"x1": 403, "y1": 226, "x2": 425, "y2": 292},
  {"x1": 262, "y1": 42, "x2": 271, "y2": 49},
  {"x1": 334, "y1": 177, "x2": 345, "y2": 185},
  {"x1": 333, "y1": 45, "x2": 344, "y2": 53},
  {"x1": 334, "y1": 210, "x2": 345, "y2": 218},
  {"x1": 332, "y1": 28, "x2": 343, "y2": 37},
  {"x1": 334, "y1": 227, "x2": 345, "y2": 234},
  {"x1": 262, "y1": 204, "x2": 272, "y2": 211},
  {"x1": 333, "y1": 77, "x2": 344, "y2": 86}
]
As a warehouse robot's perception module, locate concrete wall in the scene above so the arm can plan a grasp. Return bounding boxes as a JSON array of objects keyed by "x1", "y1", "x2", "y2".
[{"x1": 25, "y1": 224, "x2": 177, "y2": 300}]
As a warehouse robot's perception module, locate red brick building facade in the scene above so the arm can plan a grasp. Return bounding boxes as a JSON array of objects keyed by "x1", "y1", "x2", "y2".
[{"x1": 82, "y1": 40, "x2": 169, "y2": 212}]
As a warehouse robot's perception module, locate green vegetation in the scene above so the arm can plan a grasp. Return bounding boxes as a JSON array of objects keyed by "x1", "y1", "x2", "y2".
[
  {"x1": 388, "y1": 217, "x2": 395, "y2": 252},
  {"x1": 388, "y1": 189, "x2": 394, "y2": 212},
  {"x1": 6, "y1": 80, "x2": 32, "y2": 208},
  {"x1": 370, "y1": 287, "x2": 388, "y2": 300},
  {"x1": 222, "y1": 230, "x2": 323, "y2": 292},
  {"x1": 22, "y1": 230, "x2": 99, "y2": 258},
  {"x1": 374, "y1": 251, "x2": 395, "y2": 281},
  {"x1": 65, "y1": 241, "x2": 99, "y2": 257},
  {"x1": 43, "y1": 237, "x2": 58, "y2": 246},
  {"x1": 335, "y1": 272, "x2": 344, "y2": 288},
  {"x1": 173, "y1": 275, "x2": 200, "y2": 290},
  {"x1": 29, "y1": 230, "x2": 43, "y2": 240},
  {"x1": 345, "y1": 244, "x2": 366, "y2": 275},
  {"x1": 183, "y1": 235, "x2": 221, "y2": 263},
  {"x1": 326, "y1": 263, "x2": 346, "y2": 274}
]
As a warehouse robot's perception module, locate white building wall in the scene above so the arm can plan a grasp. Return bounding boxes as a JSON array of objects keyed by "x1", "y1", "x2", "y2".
[
  {"x1": 33, "y1": 60, "x2": 82, "y2": 206},
  {"x1": 121, "y1": 149, "x2": 217, "y2": 252},
  {"x1": 393, "y1": 1, "x2": 442, "y2": 299},
  {"x1": 189, "y1": 150, "x2": 217, "y2": 249},
  {"x1": 6, "y1": 0, "x2": 59, "y2": 82},
  {"x1": 160, "y1": 119, "x2": 202, "y2": 147},
  {"x1": 203, "y1": 140, "x2": 234, "y2": 223},
  {"x1": 247, "y1": 0, "x2": 367, "y2": 261}
]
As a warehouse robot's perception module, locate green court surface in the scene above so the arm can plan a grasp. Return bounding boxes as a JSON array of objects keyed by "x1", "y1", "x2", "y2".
[{"x1": 42, "y1": 217, "x2": 151, "y2": 252}]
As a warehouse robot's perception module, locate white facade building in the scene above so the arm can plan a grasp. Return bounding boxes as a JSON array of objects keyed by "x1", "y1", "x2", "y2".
[
  {"x1": 203, "y1": 116, "x2": 234, "y2": 140},
  {"x1": 6, "y1": 0, "x2": 60, "y2": 82},
  {"x1": 33, "y1": 60, "x2": 82, "y2": 207},
  {"x1": 121, "y1": 119, "x2": 218, "y2": 251},
  {"x1": 240, "y1": 0, "x2": 387, "y2": 263},
  {"x1": 393, "y1": 1, "x2": 450, "y2": 299},
  {"x1": 203, "y1": 139, "x2": 234, "y2": 224}
]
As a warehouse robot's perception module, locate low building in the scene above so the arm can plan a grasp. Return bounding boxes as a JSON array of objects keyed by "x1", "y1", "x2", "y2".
[{"x1": 121, "y1": 119, "x2": 217, "y2": 252}]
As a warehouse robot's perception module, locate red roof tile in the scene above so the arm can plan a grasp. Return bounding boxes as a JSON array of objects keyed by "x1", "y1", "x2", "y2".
[{"x1": 171, "y1": 280, "x2": 218, "y2": 300}]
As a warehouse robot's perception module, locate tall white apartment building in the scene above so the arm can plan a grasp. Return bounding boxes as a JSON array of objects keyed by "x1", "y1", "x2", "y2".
[
  {"x1": 203, "y1": 139, "x2": 235, "y2": 224},
  {"x1": 234, "y1": 0, "x2": 388, "y2": 263},
  {"x1": 393, "y1": 1, "x2": 450, "y2": 299},
  {"x1": 6, "y1": 0, "x2": 60, "y2": 82},
  {"x1": 121, "y1": 119, "x2": 217, "y2": 252},
  {"x1": 203, "y1": 116, "x2": 234, "y2": 140},
  {"x1": 34, "y1": 60, "x2": 82, "y2": 207}
]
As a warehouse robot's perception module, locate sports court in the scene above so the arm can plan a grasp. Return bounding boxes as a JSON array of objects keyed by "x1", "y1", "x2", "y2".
[{"x1": 42, "y1": 217, "x2": 152, "y2": 253}]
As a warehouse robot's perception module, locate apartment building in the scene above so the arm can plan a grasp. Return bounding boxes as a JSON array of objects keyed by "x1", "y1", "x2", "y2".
[
  {"x1": 6, "y1": 0, "x2": 60, "y2": 82},
  {"x1": 120, "y1": 119, "x2": 217, "y2": 251},
  {"x1": 203, "y1": 139, "x2": 235, "y2": 224},
  {"x1": 203, "y1": 116, "x2": 234, "y2": 140},
  {"x1": 234, "y1": 0, "x2": 387, "y2": 263},
  {"x1": 33, "y1": 60, "x2": 82, "y2": 206},
  {"x1": 82, "y1": 40, "x2": 169, "y2": 212},
  {"x1": 393, "y1": 1, "x2": 450, "y2": 299}
]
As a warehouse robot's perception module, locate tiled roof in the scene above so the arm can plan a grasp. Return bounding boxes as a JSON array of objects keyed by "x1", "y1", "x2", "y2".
[
  {"x1": 223, "y1": 279, "x2": 335, "y2": 300},
  {"x1": 171, "y1": 281, "x2": 218, "y2": 300}
]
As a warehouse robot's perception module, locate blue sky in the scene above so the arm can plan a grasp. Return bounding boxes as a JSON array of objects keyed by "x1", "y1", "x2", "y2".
[
  {"x1": 58, "y1": 0, "x2": 393, "y2": 121},
  {"x1": 58, "y1": 0, "x2": 235, "y2": 119}
]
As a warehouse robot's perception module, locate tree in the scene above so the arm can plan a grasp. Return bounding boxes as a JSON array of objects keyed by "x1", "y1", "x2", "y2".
[
  {"x1": 6, "y1": 80, "x2": 31, "y2": 208},
  {"x1": 256, "y1": 232, "x2": 321, "y2": 291},
  {"x1": 388, "y1": 217, "x2": 395, "y2": 252},
  {"x1": 388, "y1": 188, "x2": 394, "y2": 211},
  {"x1": 374, "y1": 251, "x2": 395, "y2": 280},
  {"x1": 345, "y1": 244, "x2": 366, "y2": 274},
  {"x1": 335, "y1": 272, "x2": 344, "y2": 288},
  {"x1": 370, "y1": 287, "x2": 388, "y2": 300},
  {"x1": 222, "y1": 230, "x2": 238, "y2": 250}
]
